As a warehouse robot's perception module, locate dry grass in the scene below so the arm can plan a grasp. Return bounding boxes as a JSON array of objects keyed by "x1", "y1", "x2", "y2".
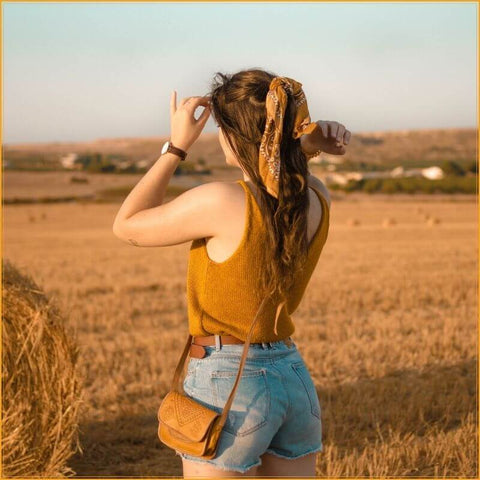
[
  {"x1": 382, "y1": 217, "x2": 397, "y2": 227},
  {"x1": 2, "y1": 192, "x2": 477, "y2": 477},
  {"x1": 2, "y1": 259, "x2": 84, "y2": 477},
  {"x1": 346, "y1": 218, "x2": 361, "y2": 227},
  {"x1": 427, "y1": 217, "x2": 441, "y2": 226},
  {"x1": 3, "y1": 170, "x2": 205, "y2": 204}
]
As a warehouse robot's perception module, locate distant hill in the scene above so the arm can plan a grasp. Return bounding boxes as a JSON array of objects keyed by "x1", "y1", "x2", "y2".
[
  {"x1": 342, "y1": 127, "x2": 477, "y2": 168},
  {"x1": 3, "y1": 127, "x2": 477, "y2": 171}
]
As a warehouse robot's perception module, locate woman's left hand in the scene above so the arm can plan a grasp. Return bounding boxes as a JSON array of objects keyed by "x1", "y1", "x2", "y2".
[
  {"x1": 301, "y1": 120, "x2": 351, "y2": 156},
  {"x1": 169, "y1": 92, "x2": 211, "y2": 152}
]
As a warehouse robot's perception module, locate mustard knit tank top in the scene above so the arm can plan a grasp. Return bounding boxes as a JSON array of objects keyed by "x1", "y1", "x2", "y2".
[{"x1": 186, "y1": 179, "x2": 330, "y2": 343}]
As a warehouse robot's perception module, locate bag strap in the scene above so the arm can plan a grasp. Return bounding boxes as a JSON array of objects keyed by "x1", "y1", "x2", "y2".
[{"x1": 171, "y1": 293, "x2": 273, "y2": 430}]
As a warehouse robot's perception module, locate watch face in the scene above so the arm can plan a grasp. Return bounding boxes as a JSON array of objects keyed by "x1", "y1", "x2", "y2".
[{"x1": 161, "y1": 141, "x2": 170, "y2": 154}]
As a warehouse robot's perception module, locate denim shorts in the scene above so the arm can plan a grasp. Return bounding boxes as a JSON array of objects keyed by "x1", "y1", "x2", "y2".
[{"x1": 175, "y1": 336, "x2": 323, "y2": 473}]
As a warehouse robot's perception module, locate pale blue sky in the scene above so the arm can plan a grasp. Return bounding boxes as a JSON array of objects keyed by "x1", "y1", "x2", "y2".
[{"x1": 2, "y1": 1, "x2": 477, "y2": 144}]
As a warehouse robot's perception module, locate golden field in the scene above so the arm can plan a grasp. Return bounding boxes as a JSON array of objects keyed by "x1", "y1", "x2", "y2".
[{"x1": 2, "y1": 177, "x2": 478, "y2": 476}]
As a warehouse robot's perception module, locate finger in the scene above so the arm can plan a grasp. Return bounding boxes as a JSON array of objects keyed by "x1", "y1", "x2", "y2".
[
  {"x1": 180, "y1": 96, "x2": 198, "y2": 107},
  {"x1": 336, "y1": 124, "x2": 346, "y2": 143},
  {"x1": 332, "y1": 144, "x2": 345, "y2": 155},
  {"x1": 186, "y1": 96, "x2": 211, "y2": 111},
  {"x1": 328, "y1": 122, "x2": 339, "y2": 139},
  {"x1": 170, "y1": 90, "x2": 176, "y2": 117},
  {"x1": 196, "y1": 105, "x2": 211, "y2": 127},
  {"x1": 318, "y1": 121, "x2": 328, "y2": 139},
  {"x1": 344, "y1": 130, "x2": 351, "y2": 145}
]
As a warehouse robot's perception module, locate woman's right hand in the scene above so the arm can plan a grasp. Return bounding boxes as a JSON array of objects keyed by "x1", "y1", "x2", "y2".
[{"x1": 301, "y1": 120, "x2": 351, "y2": 156}]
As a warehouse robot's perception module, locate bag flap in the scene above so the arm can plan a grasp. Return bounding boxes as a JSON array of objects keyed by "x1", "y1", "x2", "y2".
[{"x1": 158, "y1": 391, "x2": 220, "y2": 442}]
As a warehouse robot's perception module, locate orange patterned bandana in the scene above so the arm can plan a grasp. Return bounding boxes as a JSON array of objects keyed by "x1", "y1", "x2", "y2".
[{"x1": 259, "y1": 76, "x2": 318, "y2": 199}]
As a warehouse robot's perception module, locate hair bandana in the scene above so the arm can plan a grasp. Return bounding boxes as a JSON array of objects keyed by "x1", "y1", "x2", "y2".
[{"x1": 258, "y1": 76, "x2": 318, "y2": 199}]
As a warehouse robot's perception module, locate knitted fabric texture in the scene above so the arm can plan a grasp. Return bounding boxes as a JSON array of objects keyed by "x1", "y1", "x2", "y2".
[{"x1": 186, "y1": 179, "x2": 330, "y2": 343}]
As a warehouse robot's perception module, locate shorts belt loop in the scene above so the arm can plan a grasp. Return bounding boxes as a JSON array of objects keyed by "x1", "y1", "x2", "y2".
[
  {"x1": 214, "y1": 334, "x2": 221, "y2": 351},
  {"x1": 261, "y1": 341, "x2": 268, "y2": 349},
  {"x1": 268, "y1": 341, "x2": 274, "y2": 348}
]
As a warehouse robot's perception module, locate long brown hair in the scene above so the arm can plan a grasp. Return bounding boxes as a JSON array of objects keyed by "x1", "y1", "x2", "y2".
[{"x1": 208, "y1": 68, "x2": 312, "y2": 304}]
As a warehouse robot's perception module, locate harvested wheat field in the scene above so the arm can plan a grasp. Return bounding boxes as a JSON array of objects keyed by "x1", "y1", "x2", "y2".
[{"x1": 2, "y1": 191, "x2": 477, "y2": 477}]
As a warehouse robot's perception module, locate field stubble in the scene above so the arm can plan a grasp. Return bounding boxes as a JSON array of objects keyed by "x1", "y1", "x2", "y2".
[{"x1": 2, "y1": 195, "x2": 477, "y2": 477}]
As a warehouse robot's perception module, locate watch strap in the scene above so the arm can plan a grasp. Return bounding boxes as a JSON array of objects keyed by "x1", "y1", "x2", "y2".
[{"x1": 166, "y1": 142, "x2": 187, "y2": 161}]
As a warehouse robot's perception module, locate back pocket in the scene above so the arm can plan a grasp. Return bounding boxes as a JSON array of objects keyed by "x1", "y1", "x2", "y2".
[
  {"x1": 210, "y1": 369, "x2": 270, "y2": 437},
  {"x1": 291, "y1": 361, "x2": 321, "y2": 420}
]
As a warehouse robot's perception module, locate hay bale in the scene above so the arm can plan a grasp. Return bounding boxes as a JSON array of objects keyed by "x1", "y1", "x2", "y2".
[
  {"x1": 427, "y1": 217, "x2": 441, "y2": 226},
  {"x1": 346, "y1": 218, "x2": 361, "y2": 226},
  {"x1": 382, "y1": 217, "x2": 397, "y2": 227},
  {"x1": 2, "y1": 259, "x2": 84, "y2": 477}
]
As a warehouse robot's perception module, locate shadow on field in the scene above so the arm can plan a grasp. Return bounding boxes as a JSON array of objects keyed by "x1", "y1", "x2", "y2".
[
  {"x1": 317, "y1": 357, "x2": 476, "y2": 451},
  {"x1": 68, "y1": 411, "x2": 178, "y2": 477},
  {"x1": 68, "y1": 357, "x2": 476, "y2": 477}
]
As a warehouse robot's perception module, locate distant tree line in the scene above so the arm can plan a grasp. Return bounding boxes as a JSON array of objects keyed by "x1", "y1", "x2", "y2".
[
  {"x1": 74, "y1": 153, "x2": 138, "y2": 173},
  {"x1": 334, "y1": 158, "x2": 477, "y2": 174},
  {"x1": 75, "y1": 153, "x2": 211, "y2": 175},
  {"x1": 331, "y1": 175, "x2": 477, "y2": 194},
  {"x1": 330, "y1": 158, "x2": 477, "y2": 194},
  {"x1": 440, "y1": 159, "x2": 477, "y2": 176}
]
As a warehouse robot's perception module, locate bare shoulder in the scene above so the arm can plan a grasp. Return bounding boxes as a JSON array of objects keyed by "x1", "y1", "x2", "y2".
[
  {"x1": 206, "y1": 180, "x2": 245, "y2": 204},
  {"x1": 192, "y1": 179, "x2": 240, "y2": 195},
  {"x1": 112, "y1": 180, "x2": 242, "y2": 248},
  {"x1": 182, "y1": 180, "x2": 242, "y2": 206},
  {"x1": 308, "y1": 174, "x2": 331, "y2": 209},
  {"x1": 193, "y1": 179, "x2": 245, "y2": 228}
]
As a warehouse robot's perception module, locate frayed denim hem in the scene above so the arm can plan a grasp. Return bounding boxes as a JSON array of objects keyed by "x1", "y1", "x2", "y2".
[
  {"x1": 264, "y1": 444, "x2": 323, "y2": 460},
  {"x1": 176, "y1": 451, "x2": 262, "y2": 474}
]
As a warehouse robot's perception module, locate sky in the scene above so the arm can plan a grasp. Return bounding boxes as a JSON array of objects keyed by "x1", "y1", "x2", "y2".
[{"x1": 2, "y1": 1, "x2": 478, "y2": 145}]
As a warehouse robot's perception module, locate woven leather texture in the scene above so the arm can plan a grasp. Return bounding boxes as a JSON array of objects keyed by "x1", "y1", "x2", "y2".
[
  {"x1": 157, "y1": 391, "x2": 223, "y2": 458},
  {"x1": 158, "y1": 391, "x2": 220, "y2": 441}
]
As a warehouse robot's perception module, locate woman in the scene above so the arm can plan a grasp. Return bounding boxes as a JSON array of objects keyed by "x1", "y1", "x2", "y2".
[{"x1": 113, "y1": 68, "x2": 350, "y2": 477}]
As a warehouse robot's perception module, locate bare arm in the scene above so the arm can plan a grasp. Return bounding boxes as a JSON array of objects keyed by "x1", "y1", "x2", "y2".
[
  {"x1": 113, "y1": 93, "x2": 213, "y2": 247},
  {"x1": 112, "y1": 180, "x2": 236, "y2": 248}
]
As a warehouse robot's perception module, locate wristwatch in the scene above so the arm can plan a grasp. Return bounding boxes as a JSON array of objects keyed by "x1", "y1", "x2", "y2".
[{"x1": 160, "y1": 140, "x2": 187, "y2": 161}]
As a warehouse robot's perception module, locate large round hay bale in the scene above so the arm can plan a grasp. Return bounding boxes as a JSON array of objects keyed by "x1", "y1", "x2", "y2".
[{"x1": 2, "y1": 259, "x2": 84, "y2": 477}]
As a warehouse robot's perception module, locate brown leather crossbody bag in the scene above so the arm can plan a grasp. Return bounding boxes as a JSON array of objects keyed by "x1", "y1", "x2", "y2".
[{"x1": 157, "y1": 295, "x2": 271, "y2": 459}]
